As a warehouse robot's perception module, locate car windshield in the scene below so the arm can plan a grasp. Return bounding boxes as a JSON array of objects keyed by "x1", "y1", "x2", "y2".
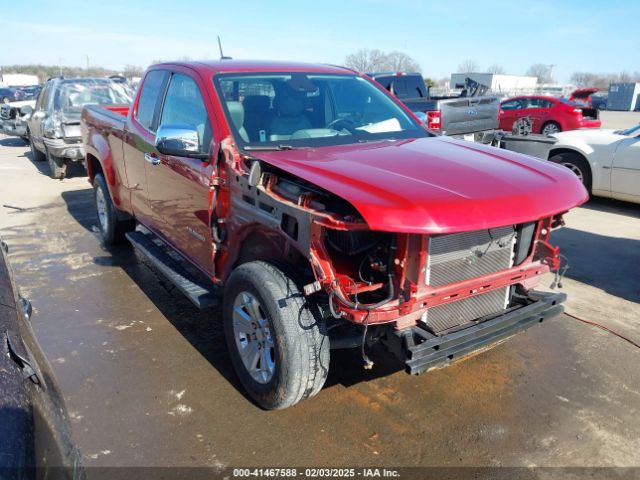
[
  {"x1": 213, "y1": 73, "x2": 428, "y2": 150},
  {"x1": 55, "y1": 80, "x2": 133, "y2": 114}
]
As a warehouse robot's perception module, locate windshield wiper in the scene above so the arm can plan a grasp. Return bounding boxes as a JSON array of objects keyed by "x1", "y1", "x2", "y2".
[{"x1": 243, "y1": 144, "x2": 296, "y2": 151}]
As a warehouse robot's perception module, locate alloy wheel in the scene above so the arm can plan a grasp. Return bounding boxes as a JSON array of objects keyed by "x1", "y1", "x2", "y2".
[{"x1": 232, "y1": 291, "x2": 276, "y2": 384}]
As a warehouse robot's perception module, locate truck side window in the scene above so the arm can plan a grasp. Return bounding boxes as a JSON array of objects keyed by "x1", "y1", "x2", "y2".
[
  {"x1": 392, "y1": 78, "x2": 408, "y2": 98},
  {"x1": 136, "y1": 70, "x2": 168, "y2": 132},
  {"x1": 403, "y1": 76, "x2": 427, "y2": 98},
  {"x1": 36, "y1": 84, "x2": 51, "y2": 111},
  {"x1": 160, "y1": 73, "x2": 211, "y2": 152}
]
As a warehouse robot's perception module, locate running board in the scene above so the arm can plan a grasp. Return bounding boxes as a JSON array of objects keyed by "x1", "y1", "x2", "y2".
[{"x1": 125, "y1": 230, "x2": 219, "y2": 309}]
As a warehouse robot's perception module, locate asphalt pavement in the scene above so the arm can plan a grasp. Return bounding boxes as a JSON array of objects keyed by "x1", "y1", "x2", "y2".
[{"x1": 0, "y1": 113, "x2": 638, "y2": 474}]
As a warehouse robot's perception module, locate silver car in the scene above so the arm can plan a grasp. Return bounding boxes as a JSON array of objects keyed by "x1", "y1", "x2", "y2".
[{"x1": 28, "y1": 77, "x2": 133, "y2": 179}]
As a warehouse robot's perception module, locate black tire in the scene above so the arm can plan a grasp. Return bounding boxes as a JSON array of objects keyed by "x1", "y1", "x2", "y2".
[
  {"x1": 541, "y1": 121, "x2": 561, "y2": 135},
  {"x1": 29, "y1": 136, "x2": 46, "y2": 161},
  {"x1": 1, "y1": 97, "x2": 9, "y2": 104},
  {"x1": 46, "y1": 148, "x2": 67, "y2": 179},
  {"x1": 92, "y1": 173, "x2": 134, "y2": 246},
  {"x1": 549, "y1": 152, "x2": 592, "y2": 192},
  {"x1": 223, "y1": 261, "x2": 330, "y2": 410}
]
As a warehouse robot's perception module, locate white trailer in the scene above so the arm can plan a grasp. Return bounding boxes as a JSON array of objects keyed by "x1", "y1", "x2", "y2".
[{"x1": 0, "y1": 73, "x2": 39, "y2": 87}]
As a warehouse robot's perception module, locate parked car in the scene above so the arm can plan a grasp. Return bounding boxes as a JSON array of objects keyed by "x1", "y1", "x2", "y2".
[
  {"x1": 591, "y1": 94, "x2": 608, "y2": 111},
  {"x1": 0, "y1": 86, "x2": 24, "y2": 103},
  {"x1": 566, "y1": 87, "x2": 599, "y2": 107},
  {"x1": 548, "y1": 124, "x2": 640, "y2": 204},
  {"x1": 499, "y1": 92, "x2": 601, "y2": 135},
  {"x1": 27, "y1": 77, "x2": 133, "y2": 179},
  {"x1": 0, "y1": 238, "x2": 85, "y2": 478},
  {"x1": 19, "y1": 85, "x2": 42, "y2": 100},
  {"x1": 81, "y1": 60, "x2": 586, "y2": 410},
  {"x1": 368, "y1": 72, "x2": 500, "y2": 138},
  {"x1": 0, "y1": 99, "x2": 36, "y2": 141}
]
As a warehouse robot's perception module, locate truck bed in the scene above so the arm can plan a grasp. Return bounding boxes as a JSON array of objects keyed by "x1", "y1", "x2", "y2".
[{"x1": 82, "y1": 104, "x2": 130, "y2": 130}]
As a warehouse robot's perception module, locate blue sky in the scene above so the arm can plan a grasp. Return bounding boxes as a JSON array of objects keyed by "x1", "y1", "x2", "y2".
[{"x1": 3, "y1": 0, "x2": 639, "y2": 82}]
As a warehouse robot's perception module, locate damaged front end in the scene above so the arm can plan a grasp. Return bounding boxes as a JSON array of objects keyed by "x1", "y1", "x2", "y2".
[
  {"x1": 42, "y1": 111, "x2": 84, "y2": 161},
  {"x1": 218, "y1": 141, "x2": 570, "y2": 373},
  {"x1": 0, "y1": 102, "x2": 33, "y2": 139}
]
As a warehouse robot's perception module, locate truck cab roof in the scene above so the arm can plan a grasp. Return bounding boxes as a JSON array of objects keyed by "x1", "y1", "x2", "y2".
[{"x1": 151, "y1": 60, "x2": 356, "y2": 76}]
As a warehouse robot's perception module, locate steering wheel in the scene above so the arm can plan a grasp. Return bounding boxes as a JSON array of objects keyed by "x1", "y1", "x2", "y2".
[{"x1": 327, "y1": 118, "x2": 359, "y2": 133}]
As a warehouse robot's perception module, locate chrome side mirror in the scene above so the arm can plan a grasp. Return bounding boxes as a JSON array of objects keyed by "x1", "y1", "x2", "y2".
[
  {"x1": 155, "y1": 124, "x2": 208, "y2": 159},
  {"x1": 20, "y1": 105, "x2": 33, "y2": 116}
]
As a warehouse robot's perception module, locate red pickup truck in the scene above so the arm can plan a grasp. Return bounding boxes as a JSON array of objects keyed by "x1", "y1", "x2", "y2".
[{"x1": 81, "y1": 60, "x2": 587, "y2": 410}]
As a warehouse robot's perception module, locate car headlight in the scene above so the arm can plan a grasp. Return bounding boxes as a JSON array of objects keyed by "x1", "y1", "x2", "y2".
[{"x1": 43, "y1": 114, "x2": 63, "y2": 138}]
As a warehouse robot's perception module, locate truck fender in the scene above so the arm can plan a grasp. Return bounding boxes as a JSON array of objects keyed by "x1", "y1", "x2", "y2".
[
  {"x1": 86, "y1": 131, "x2": 121, "y2": 206},
  {"x1": 218, "y1": 225, "x2": 308, "y2": 282}
]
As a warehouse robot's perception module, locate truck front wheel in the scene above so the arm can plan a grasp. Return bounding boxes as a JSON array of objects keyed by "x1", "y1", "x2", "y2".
[
  {"x1": 223, "y1": 261, "x2": 329, "y2": 410},
  {"x1": 93, "y1": 173, "x2": 134, "y2": 246},
  {"x1": 46, "y1": 149, "x2": 67, "y2": 180},
  {"x1": 29, "y1": 137, "x2": 45, "y2": 162}
]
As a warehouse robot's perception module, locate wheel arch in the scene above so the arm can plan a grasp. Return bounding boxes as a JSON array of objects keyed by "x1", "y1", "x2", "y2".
[
  {"x1": 220, "y1": 225, "x2": 312, "y2": 284},
  {"x1": 548, "y1": 147, "x2": 591, "y2": 173},
  {"x1": 548, "y1": 147, "x2": 594, "y2": 192}
]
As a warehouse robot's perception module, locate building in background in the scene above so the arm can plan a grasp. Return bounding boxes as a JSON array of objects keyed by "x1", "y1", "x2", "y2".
[
  {"x1": 0, "y1": 73, "x2": 39, "y2": 87},
  {"x1": 607, "y1": 83, "x2": 640, "y2": 111},
  {"x1": 450, "y1": 73, "x2": 538, "y2": 97}
]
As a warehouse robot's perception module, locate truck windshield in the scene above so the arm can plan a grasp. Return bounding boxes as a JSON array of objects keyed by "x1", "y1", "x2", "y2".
[
  {"x1": 55, "y1": 80, "x2": 133, "y2": 115},
  {"x1": 213, "y1": 73, "x2": 428, "y2": 150}
]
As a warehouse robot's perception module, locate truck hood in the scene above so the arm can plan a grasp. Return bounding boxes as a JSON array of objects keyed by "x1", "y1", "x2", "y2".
[{"x1": 253, "y1": 137, "x2": 588, "y2": 234}]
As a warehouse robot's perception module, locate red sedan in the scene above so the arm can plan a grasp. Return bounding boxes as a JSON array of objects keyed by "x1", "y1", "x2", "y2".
[{"x1": 499, "y1": 93, "x2": 601, "y2": 135}]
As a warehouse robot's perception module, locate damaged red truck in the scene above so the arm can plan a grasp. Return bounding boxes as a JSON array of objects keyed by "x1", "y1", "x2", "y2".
[{"x1": 81, "y1": 60, "x2": 587, "y2": 409}]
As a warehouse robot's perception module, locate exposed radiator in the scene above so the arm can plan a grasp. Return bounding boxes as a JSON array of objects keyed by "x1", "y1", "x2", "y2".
[
  {"x1": 424, "y1": 286, "x2": 510, "y2": 333},
  {"x1": 424, "y1": 226, "x2": 516, "y2": 333}
]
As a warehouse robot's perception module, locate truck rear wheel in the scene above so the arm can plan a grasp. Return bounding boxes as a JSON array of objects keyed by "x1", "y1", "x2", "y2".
[
  {"x1": 223, "y1": 261, "x2": 329, "y2": 410},
  {"x1": 93, "y1": 173, "x2": 134, "y2": 246}
]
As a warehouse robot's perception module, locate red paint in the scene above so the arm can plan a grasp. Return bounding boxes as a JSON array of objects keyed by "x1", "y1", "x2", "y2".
[
  {"x1": 499, "y1": 94, "x2": 601, "y2": 133},
  {"x1": 82, "y1": 60, "x2": 587, "y2": 327},
  {"x1": 253, "y1": 137, "x2": 587, "y2": 234}
]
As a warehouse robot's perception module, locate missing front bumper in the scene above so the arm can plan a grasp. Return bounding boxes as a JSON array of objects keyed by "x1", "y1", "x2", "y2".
[{"x1": 382, "y1": 290, "x2": 566, "y2": 375}]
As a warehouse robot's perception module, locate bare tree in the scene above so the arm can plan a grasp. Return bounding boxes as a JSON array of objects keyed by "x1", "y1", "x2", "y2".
[
  {"x1": 571, "y1": 71, "x2": 640, "y2": 90},
  {"x1": 526, "y1": 63, "x2": 554, "y2": 84},
  {"x1": 385, "y1": 51, "x2": 421, "y2": 73},
  {"x1": 122, "y1": 64, "x2": 143, "y2": 79},
  {"x1": 486, "y1": 64, "x2": 505, "y2": 74},
  {"x1": 344, "y1": 49, "x2": 385, "y2": 72},
  {"x1": 344, "y1": 49, "x2": 421, "y2": 73},
  {"x1": 457, "y1": 59, "x2": 479, "y2": 73}
]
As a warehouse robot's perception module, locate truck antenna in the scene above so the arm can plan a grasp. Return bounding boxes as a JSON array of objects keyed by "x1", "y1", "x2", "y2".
[{"x1": 218, "y1": 36, "x2": 232, "y2": 60}]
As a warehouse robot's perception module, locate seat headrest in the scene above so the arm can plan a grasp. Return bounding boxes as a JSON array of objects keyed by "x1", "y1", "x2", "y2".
[
  {"x1": 243, "y1": 95, "x2": 270, "y2": 112},
  {"x1": 274, "y1": 95, "x2": 305, "y2": 117},
  {"x1": 226, "y1": 101, "x2": 245, "y2": 129}
]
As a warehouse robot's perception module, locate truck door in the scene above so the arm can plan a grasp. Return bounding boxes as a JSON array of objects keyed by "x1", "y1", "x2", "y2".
[
  {"x1": 145, "y1": 71, "x2": 215, "y2": 274},
  {"x1": 123, "y1": 69, "x2": 169, "y2": 229},
  {"x1": 611, "y1": 134, "x2": 640, "y2": 202}
]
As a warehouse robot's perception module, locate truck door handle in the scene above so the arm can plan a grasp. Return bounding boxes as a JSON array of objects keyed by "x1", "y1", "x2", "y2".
[{"x1": 144, "y1": 153, "x2": 160, "y2": 165}]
